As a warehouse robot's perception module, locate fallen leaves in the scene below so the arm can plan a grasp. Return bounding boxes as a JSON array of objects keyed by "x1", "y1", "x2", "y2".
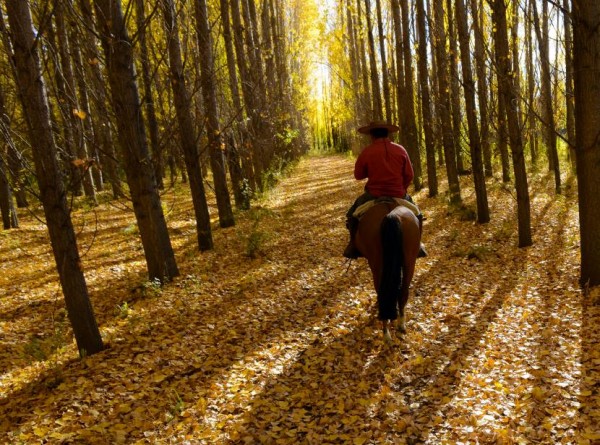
[{"x1": 0, "y1": 155, "x2": 598, "y2": 444}]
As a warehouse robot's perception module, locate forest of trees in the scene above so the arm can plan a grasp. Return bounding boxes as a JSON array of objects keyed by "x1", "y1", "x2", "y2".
[{"x1": 0, "y1": 0, "x2": 599, "y2": 356}]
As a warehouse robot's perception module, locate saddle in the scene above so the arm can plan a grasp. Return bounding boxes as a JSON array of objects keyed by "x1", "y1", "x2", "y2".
[{"x1": 352, "y1": 197, "x2": 420, "y2": 219}]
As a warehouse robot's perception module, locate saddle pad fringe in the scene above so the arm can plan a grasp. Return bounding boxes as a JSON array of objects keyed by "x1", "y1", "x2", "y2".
[{"x1": 353, "y1": 198, "x2": 420, "y2": 219}]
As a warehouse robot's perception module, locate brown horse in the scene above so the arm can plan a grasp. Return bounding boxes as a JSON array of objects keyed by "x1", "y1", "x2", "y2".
[{"x1": 354, "y1": 201, "x2": 421, "y2": 343}]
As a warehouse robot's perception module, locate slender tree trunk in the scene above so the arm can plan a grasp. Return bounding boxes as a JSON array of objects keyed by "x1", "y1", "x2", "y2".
[
  {"x1": 56, "y1": 3, "x2": 96, "y2": 201},
  {"x1": 0, "y1": 85, "x2": 18, "y2": 229},
  {"x1": 69, "y1": 19, "x2": 100, "y2": 202},
  {"x1": 391, "y1": 0, "x2": 422, "y2": 190},
  {"x1": 447, "y1": 0, "x2": 465, "y2": 174},
  {"x1": 0, "y1": 152, "x2": 17, "y2": 229},
  {"x1": 135, "y1": 0, "x2": 164, "y2": 189},
  {"x1": 432, "y1": 0, "x2": 460, "y2": 204},
  {"x1": 195, "y1": 0, "x2": 235, "y2": 228},
  {"x1": 6, "y1": 0, "x2": 103, "y2": 355},
  {"x1": 572, "y1": 0, "x2": 600, "y2": 286},
  {"x1": 416, "y1": 0, "x2": 437, "y2": 197},
  {"x1": 375, "y1": 0, "x2": 391, "y2": 122},
  {"x1": 532, "y1": 0, "x2": 561, "y2": 193},
  {"x1": 455, "y1": 0, "x2": 489, "y2": 222},
  {"x1": 526, "y1": 0, "x2": 539, "y2": 168},
  {"x1": 364, "y1": 0, "x2": 382, "y2": 119},
  {"x1": 52, "y1": 5, "x2": 83, "y2": 196},
  {"x1": 497, "y1": 87, "x2": 511, "y2": 182},
  {"x1": 563, "y1": 0, "x2": 576, "y2": 172},
  {"x1": 220, "y1": 0, "x2": 253, "y2": 207},
  {"x1": 78, "y1": 0, "x2": 123, "y2": 199},
  {"x1": 231, "y1": 0, "x2": 264, "y2": 188},
  {"x1": 356, "y1": 0, "x2": 372, "y2": 122},
  {"x1": 94, "y1": 0, "x2": 179, "y2": 282},
  {"x1": 346, "y1": 0, "x2": 360, "y2": 126},
  {"x1": 0, "y1": 10, "x2": 28, "y2": 208},
  {"x1": 470, "y1": 0, "x2": 492, "y2": 177},
  {"x1": 491, "y1": 0, "x2": 532, "y2": 248},
  {"x1": 161, "y1": 0, "x2": 213, "y2": 250}
]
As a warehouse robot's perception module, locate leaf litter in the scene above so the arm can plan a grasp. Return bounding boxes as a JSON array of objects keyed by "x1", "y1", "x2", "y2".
[{"x1": 0, "y1": 155, "x2": 598, "y2": 444}]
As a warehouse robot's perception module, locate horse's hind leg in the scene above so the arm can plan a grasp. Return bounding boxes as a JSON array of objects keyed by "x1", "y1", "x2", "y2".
[
  {"x1": 382, "y1": 320, "x2": 393, "y2": 344},
  {"x1": 396, "y1": 287, "x2": 409, "y2": 334}
]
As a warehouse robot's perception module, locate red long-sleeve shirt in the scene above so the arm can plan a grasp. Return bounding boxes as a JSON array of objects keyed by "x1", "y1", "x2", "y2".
[{"x1": 354, "y1": 138, "x2": 414, "y2": 198}]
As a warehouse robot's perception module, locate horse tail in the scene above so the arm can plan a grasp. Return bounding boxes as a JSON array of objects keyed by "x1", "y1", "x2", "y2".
[{"x1": 378, "y1": 212, "x2": 404, "y2": 320}]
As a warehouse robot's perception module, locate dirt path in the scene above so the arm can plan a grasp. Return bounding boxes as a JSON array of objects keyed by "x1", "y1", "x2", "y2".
[{"x1": 1, "y1": 154, "x2": 598, "y2": 444}]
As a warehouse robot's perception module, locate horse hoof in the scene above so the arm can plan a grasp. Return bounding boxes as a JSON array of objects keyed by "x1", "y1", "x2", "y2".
[{"x1": 384, "y1": 331, "x2": 393, "y2": 344}]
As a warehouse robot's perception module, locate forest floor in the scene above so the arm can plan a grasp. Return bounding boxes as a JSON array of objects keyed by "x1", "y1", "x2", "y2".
[{"x1": 0, "y1": 154, "x2": 599, "y2": 444}]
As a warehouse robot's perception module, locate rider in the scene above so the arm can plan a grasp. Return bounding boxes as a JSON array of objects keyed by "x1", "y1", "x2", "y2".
[{"x1": 343, "y1": 121, "x2": 427, "y2": 259}]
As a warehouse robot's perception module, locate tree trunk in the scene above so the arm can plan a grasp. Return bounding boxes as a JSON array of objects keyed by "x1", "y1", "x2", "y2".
[
  {"x1": 563, "y1": 0, "x2": 576, "y2": 172},
  {"x1": 525, "y1": 0, "x2": 539, "y2": 168},
  {"x1": 497, "y1": 87, "x2": 511, "y2": 182},
  {"x1": 346, "y1": 0, "x2": 360, "y2": 126},
  {"x1": 416, "y1": 0, "x2": 437, "y2": 197},
  {"x1": 161, "y1": 0, "x2": 213, "y2": 251},
  {"x1": 0, "y1": 85, "x2": 18, "y2": 229},
  {"x1": 77, "y1": 0, "x2": 124, "y2": 199},
  {"x1": 6, "y1": 0, "x2": 103, "y2": 355},
  {"x1": 532, "y1": 0, "x2": 561, "y2": 193},
  {"x1": 491, "y1": 0, "x2": 532, "y2": 248},
  {"x1": 231, "y1": 0, "x2": 265, "y2": 189},
  {"x1": 447, "y1": 0, "x2": 465, "y2": 175},
  {"x1": 455, "y1": 0, "x2": 489, "y2": 222},
  {"x1": 195, "y1": 0, "x2": 235, "y2": 228},
  {"x1": 93, "y1": 0, "x2": 179, "y2": 282},
  {"x1": 375, "y1": 0, "x2": 391, "y2": 122},
  {"x1": 0, "y1": 9, "x2": 28, "y2": 208},
  {"x1": 432, "y1": 0, "x2": 460, "y2": 204},
  {"x1": 356, "y1": 0, "x2": 373, "y2": 122},
  {"x1": 364, "y1": 0, "x2": 382, "y2": 120},
  {"x1": 135, "y1": 0, "x2": 164, "y2": 190},
  {"x1": 391, "y1": 0, "x2": 423, "y2": 190},
  {"x1": 470, "y1": 0, "x2": 492, "y2": 177},
  {"x1": 572, "y1": 0, "x2": 600, "y2": 286},
  {"x1": 220, "y1": 0, "x2": 253, "y2": 207},
  {"x1": 52, "y1": 4, "x2": 84, "y2": 196},
  {"x1": 69, "y1": 17, "x2": 101, "y2": 200}
]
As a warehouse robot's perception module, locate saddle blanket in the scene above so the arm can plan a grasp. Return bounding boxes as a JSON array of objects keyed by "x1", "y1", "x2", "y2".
[{"x1": 353, "y1": 197, "x2": 420, "y2": 219}]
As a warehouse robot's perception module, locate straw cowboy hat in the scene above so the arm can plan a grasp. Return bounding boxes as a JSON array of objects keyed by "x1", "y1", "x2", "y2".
[{"x1": 357, "y1": 121, "x2": 400, "y2": 134}]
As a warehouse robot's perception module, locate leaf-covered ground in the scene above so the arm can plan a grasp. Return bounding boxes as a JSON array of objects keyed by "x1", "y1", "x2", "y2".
[{"x1": 1, "y1": 154, "x2": 599, "y2": 444}]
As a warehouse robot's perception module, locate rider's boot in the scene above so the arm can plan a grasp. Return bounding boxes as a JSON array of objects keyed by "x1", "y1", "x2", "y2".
[
  {"x1": 417, "y1": 214, "x2": 428, "y2": 258},
  {"x1": 343, "y1": 217, "x2": 361, "y2": 259}
]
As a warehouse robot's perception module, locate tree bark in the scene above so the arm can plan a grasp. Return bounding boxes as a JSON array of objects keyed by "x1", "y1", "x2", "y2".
[
  {"x1": 532, "y1": 0, "x2": 561, "y2": 193},
  {"x1": 375, "y1": 0, "x2": 391, "y2": 122},
  {"x1": 6, "y1": 0, "x2": 103, "y2": 355},
  {"x1": 415, "y1": 0, "x2": 437, "y2": 197},
  {"x1": 432, "y1": 0, "x2": 460, "y2": 204},
  {"x1": 0, "y1": 84, "x2": 18, "y2": 229},
  {"x1": 364, "y1": 0, "x2": 382, "y2": 120},
  {"x1": 93, "y1": 0, "x2": 179, "y2": 282},
  {"x1": 161, "y1": 0, "x2": 213, "y2": 251},
  {"x1": 563, "y1": 0, "x2": 576, "y2": 172},
  {"x1": 455, "y1": 0, "x2": 489, "y2": 222},
  {"x1": 471, "y1": 0, "x2": 492, "y2": 177},
  {"x1": 195, "y1": 0, "x2": 235, "y2": 228},
  {"x1": 135, "y1": 0, "x2": 164, "y2": 189},
  {"x1": 491, "y1": 0, "x2": 532, "y2": 248},
  {"x1": 77, "y1": 0, "x2": 123, "y2": 199},
  {"x1": 572, "y1": 0, "x2": 600, "y2": 286}
]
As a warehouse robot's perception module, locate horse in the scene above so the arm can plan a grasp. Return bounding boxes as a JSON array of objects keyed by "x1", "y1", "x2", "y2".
[{"x1": 354, "y1": 200, "x2": 421, "y2": 343}]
